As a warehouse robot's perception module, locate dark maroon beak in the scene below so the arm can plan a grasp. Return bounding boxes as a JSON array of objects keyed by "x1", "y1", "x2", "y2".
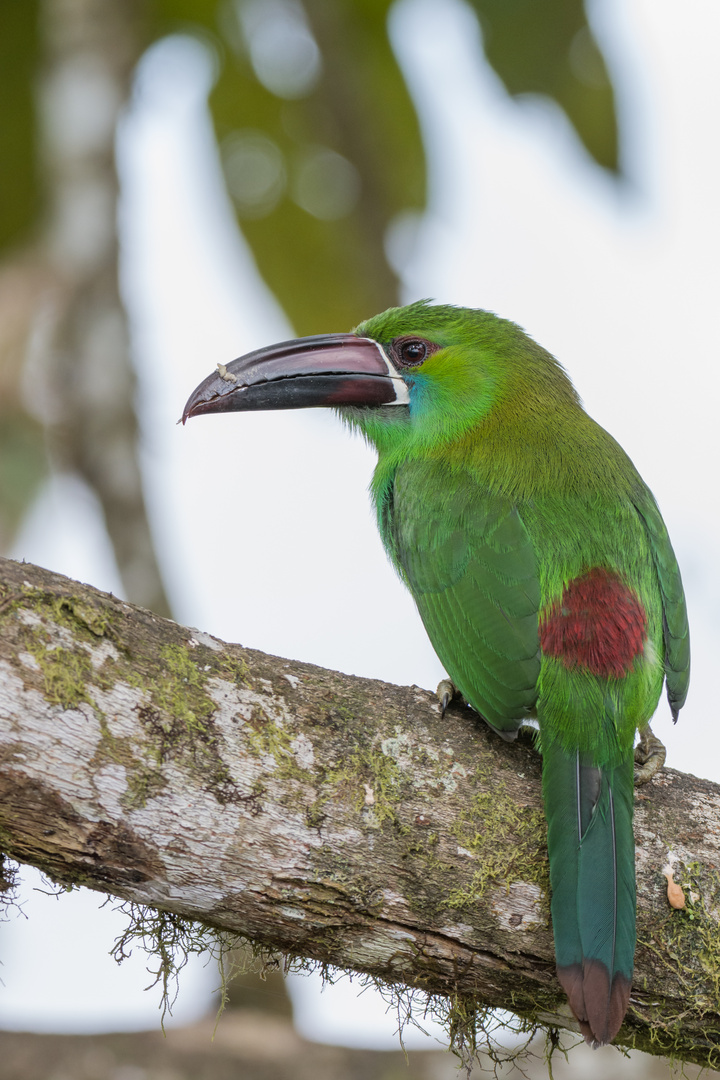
[{"x1": 182, "y1": 333, "x2": 408, "y2": 423}]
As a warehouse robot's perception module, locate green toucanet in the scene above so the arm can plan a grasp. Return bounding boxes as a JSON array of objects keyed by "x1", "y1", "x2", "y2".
[{"x1": 183, "y1": 301, "x2": 689, "y2": 1046}]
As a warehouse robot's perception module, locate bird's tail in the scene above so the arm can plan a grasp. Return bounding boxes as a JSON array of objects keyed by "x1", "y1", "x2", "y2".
[{"x1": 542, "y1": 739, "x2": 636, "y2": 1046}]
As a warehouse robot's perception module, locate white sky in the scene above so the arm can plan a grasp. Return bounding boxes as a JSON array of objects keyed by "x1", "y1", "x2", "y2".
[{"x1": 3, "y1": 0, "x2": 719, "y2": 1051}]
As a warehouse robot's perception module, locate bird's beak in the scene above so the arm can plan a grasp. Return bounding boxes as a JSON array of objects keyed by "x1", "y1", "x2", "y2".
[{"x1": 181, "y1": 333, "x2": 409, "y2": 423}]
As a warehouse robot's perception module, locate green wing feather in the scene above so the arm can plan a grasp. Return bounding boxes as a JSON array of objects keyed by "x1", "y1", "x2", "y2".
[
  {"x1": 382, "y1": 458, "x2": 540, "y2": 735},
  {"x1": 631, "y1": 485, "x2": 690, "y2": 719}
]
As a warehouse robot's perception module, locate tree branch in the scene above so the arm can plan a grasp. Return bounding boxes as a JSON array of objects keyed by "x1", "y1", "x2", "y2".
[{"x1": 1, "y1": 556, "x2": 718, "y2": 1066}]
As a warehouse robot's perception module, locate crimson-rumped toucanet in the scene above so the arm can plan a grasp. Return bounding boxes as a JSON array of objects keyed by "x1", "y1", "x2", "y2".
[{"x1": 183, "y1": 301, "x2": 689, "y2": 1046}]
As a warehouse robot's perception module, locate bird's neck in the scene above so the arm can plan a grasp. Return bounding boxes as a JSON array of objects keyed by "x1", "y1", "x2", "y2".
[{"x1": 369, "y1": 398, "x2": 638, "y2": 508}]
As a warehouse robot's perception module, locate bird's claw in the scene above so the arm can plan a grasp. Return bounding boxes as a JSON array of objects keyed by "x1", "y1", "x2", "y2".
[
  {"x1": 437, "y1": 679, "x2": 457, "y2": 718},
  {"x1": 634, "y1": 723, "x2": 666, "y2": 785}
]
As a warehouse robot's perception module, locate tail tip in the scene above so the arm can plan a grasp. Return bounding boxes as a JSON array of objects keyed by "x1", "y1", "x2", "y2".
[{"x1": 558, "y1": 961, "x2": 631, "y2": 1046}]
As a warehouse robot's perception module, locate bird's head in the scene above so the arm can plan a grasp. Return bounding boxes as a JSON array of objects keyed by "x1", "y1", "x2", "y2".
[{"x1": 182, "y1": 300, "x2": 577, "y2": 455}]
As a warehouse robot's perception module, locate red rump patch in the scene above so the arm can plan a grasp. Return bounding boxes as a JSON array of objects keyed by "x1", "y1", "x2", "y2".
[{"x1": 540, "y1": 568, "x2": 647, "y2": 678}]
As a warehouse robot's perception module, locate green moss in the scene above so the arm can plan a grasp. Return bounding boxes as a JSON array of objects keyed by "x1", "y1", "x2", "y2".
[
  {"x1": 122, "y1": 764, "x2": 168, "y2": 810},
  {"x1": 47, "y1": 595, "x2": 113, "y2": 639},
  {"x1": 325, "y1": 743, "x2": 407, "y2": 828},
  {"x1": 2, "y1": 587, "x2": 118, "y2": 641},
  {"x1": 7, "y1": 586, "x2": 121, "y2": 714},
  {"x1": 218, "y1": 653, "x2": 251, "y2": 688},
  {"x1": 305, "y1": 797, "x2": 327, "y2": 829},
  {"x1": 28, "y1": 643, "x2": 94, "y2": 709},
  {"x1": 152, "y1": 644, "x2": 216, "y2": 737},
  {"x1": 245, "y1": 711, "x2": 295, "y2": 770},
  {"x1": 95, "y1": 710, "x2": 125, "y2": 763},
  {"x1": 127, "y1": 644, "x2": 245, "y2": 804},
  {"x1": 445, "y1": 766, "x2": 548, "y2": 910}
]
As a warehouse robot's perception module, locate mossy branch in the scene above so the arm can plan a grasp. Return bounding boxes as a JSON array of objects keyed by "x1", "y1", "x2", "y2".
[{"x1": 1, "y1": 556, "x2": 719, "y2": 1066}]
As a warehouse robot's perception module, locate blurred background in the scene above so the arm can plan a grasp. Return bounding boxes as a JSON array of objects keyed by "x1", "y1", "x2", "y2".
[{"x1": 1, "y1": 0, "x2": 718, "y2": 1075}]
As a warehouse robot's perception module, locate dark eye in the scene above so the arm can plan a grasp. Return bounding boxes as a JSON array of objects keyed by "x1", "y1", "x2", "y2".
[{"x1": 391, "y1": 336, "x2": 436, "y2": 367}]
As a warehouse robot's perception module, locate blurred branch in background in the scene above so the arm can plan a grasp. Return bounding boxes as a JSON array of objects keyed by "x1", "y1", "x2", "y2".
[
  {"x1": 0, "y1": 1018, "x2": 711, "y2": 1080},
  {"x1": 0, "y1": 0, "x2": 170, "y2": 615},
  {"x1": 0, "y1": 1019, "x2": 461, "y2": 1080}
]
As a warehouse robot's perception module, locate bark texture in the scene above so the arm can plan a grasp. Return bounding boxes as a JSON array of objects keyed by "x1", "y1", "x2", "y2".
[{"x1": 1, "y1": 556, "x2": 719, "y2": 1066}]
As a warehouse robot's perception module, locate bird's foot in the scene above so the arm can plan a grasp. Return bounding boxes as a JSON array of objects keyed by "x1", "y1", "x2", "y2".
[
  {"x1": 634, "y1": 723, "x2": 666, "y2": 785},
  {"x1": 437, "y1": 679, "x2": 460, "y2": 718}
]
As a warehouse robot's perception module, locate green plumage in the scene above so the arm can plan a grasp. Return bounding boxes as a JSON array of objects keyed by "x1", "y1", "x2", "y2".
[{"x1": 341, "y1": 301, "x2": 690, "y2": 1045}]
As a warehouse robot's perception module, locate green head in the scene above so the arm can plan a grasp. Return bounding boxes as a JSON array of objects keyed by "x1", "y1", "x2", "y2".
[{"x1": 346, "y1": 300, "x2": 579, "y2": 454}]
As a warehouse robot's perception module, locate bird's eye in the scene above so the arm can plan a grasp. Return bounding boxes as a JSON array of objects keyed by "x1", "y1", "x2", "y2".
[{"x1": 391, "y1": 336, "x2": 436, "y2": 367}]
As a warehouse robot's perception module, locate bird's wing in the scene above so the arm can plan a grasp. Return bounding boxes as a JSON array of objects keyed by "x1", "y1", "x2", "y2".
[
  {"x1": 386, "y1": 459, "x2": 540, "y2": 735},
  {"x1": 631, "y1": 485, "x2": 690, "y2": 719}
]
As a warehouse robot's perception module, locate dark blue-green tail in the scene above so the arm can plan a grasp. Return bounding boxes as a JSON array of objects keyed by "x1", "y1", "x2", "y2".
[{"x1": 542, "y1": 740, "x2": 636, "y2": 1046}]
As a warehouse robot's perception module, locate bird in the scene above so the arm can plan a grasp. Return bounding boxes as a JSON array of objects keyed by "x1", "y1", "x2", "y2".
[{"x1": 182, "y1": 300, "x2": 689, "y2": 1046}]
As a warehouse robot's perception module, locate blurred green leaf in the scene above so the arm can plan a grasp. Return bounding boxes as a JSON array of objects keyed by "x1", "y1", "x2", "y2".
[
  {"x1": 469, "y1": 0, "x2": 619, "y2": 172},
  {"x1": 0, "y1": 1, "x2": 41, "y2": 249},
  {"x1": 155, "y1": 0, "x2": 425, "y2": 333}
]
